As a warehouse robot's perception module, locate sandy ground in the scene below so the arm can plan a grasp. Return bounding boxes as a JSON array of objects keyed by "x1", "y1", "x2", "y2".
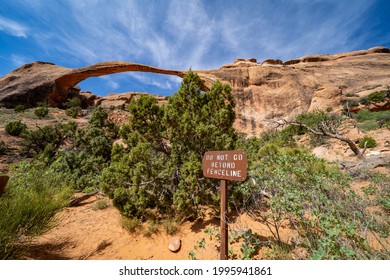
[{"x1": 20, "y1": 193, "x2": 299, "y2": 260}]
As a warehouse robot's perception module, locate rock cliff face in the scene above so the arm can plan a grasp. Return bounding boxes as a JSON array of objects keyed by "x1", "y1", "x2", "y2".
[
  {"x1": 196, "y1": 46, "x2": 390, "y2": 135},
  {"x1": 1, "y1": 47, "x2": 389, "y2": 135}
]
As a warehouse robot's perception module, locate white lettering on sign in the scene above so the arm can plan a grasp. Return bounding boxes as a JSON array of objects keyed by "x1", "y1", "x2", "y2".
[
  {"x1": 205, "y1": 154, "x2": 214, "y2": 161},
  {"x1": 211, "y1": 162, "x2": 236, "y2": 168},
  {"x1": 206, "y1": 168, "x2": 242, "y2": 178},
  {"x1": 233, "y1": 154, "x2": 243, "y2": 160}
]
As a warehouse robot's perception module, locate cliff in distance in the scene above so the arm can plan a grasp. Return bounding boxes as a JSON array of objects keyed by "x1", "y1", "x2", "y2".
[{"x1": 1, "y1": 46, "x2": 389, "y2": 135}]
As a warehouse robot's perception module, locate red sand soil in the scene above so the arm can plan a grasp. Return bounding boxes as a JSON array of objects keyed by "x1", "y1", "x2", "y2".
[{"x1": 20, "y1": 193, "x2": 298, "y2": 260}]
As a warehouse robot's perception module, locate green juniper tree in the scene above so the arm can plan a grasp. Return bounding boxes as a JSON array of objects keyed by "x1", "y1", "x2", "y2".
[
  {"x1": 102, "y1": 71, "x2": 237, "y2": 219},
  {"x1": 165, "y1": 72, "x2": 236, "y2": 217}
]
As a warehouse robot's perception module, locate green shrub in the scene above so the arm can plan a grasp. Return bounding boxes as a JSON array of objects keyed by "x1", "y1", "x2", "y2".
[
  {"x1": 377, "y1": 113, "x2": 390, "y2": 128},
  {"x1": 66, "y1": 107, "x2": 80, "y2": 118},
  {"x1": 359, "y1": 97, "x2": 370, "y2": 105},
  {"x1": 356, "y1": 120, "x2": 379, "y2": 131},
  {"x1": 163, "y1": 218, "x2": 178, "y2": 235},
  {"x1": 0, "y1": 162, "x2": 71, "y2": 259},
  {"x1": 121, "y1": 217, "x2": 141, "y2": 233},
  {"x1": 14, "y1": 105, "x2": 25, "y2": 113},
  {"x1": 363, "y1": 172, "x2": 390, "y2": 238},
  {"x1": 359, "y1": 90, "x2": 389, "y2": 105},
  {"x1": 355, "y1": 110, "x2": 390, "y2": 129},
  {"x1": 358, "y1": 136, "x2": 377, "y2": 148},
  {"x1": 64, "y1": 97, "x2": 82, "y2": 118},
  {"x1": 295, "y1": 111, "x2": 328, "y2": 132},
  {"x1": 143, "y1": 220, "x2": 159, "y2": 236},
  {"x1": 21, "y1": 122, "x2": 77, "y2": 159},
  {"x1": 34, "y1": 106, "x2": 49, "y2": 118},
  {"x1": 93, "y1": 199, "x2": 109, "y2": 210},
  {"x1": 5, "y1": 120, "x2": 27, "y2": 136},
  {"x1": 238, "y1": 148, "x2": 380, "y2": 259},
  {"x1": 367, "y1": 91, "x2": 388, "y2": 103},
  {"x1": 21, "y1": 106, "x2": 116, "y2": 191},
  {"x1": 355, "y1": 110, "x2": 375, "y2": 122}
]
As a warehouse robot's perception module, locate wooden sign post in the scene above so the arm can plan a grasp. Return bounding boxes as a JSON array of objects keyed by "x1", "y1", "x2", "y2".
[{"x1": 203, "y1": 150, "x2": 247, "y2": 260}]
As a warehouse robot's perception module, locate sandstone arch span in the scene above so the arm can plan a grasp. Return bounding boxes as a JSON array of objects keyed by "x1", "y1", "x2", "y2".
[
  {"x1": 52, "y1": 61, "x2": 187, "y2": 102},
  {"x1": 0, "y1": 61, "x2": 201, "y2": 107}
]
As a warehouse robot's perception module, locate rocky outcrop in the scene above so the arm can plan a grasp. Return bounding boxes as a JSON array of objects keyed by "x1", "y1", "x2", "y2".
[
  {"x1": 1, "y1": 47, "x2": 389, "y2": 136},
  {"x1": 195, "y1": 46, "x2": 390, "y2": 135},
  {"x1": 95, "y1": 92, "x2": 167, "y2": 108},
  {"x1": 0, "y1": 62, "x2": 70, "y2": 108},
  {"x1": 0, "y1": 61, "x2": 184, "y2": 108}
]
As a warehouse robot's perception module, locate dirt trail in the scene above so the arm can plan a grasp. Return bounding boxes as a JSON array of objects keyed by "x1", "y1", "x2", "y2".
[{"x1": 21, "y1": 193, "x2": 282, "y2": 260}]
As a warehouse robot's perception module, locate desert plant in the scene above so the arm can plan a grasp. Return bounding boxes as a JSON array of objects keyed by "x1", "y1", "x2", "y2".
[
  {"x1": 121, "y1": 217, "x2": 141, "y2": 233},
  {"x1": 34, "y1": 106, "x2": 49, "y2": 119},
  {"x1": 357, "y1": 120, "x2": 379, "y2": 131},
  {"x1": 163, "y1": 218, "x2": 178, "y2": 235},
  {"x1": 0, "y1": 162, "x2": 71, "y2": 259},
  {"x1": 354, "y1": 110, "x2": 390, "y2": 129},
  {"x1": 5, "y1": 120, "x2": 27, "y2": 136},
  {"x1": 367, "y1": 91, "x2": 388, "y2": 103},
  {"x1": 377, "y1": 113, "x2": 390, "y2": 128},
  {"x1": 21, "y1": 122, "x2": 78, "y2": 159},
  {"x1": 93, "y1": 199, "x2": 110, "y2": 210},
  {"x1": 21, "y1": 107, "x2": 116, "y2": 191},
  {"x1": 143, "y1": 220, "x2": 159, "y2": 236},
  {"x1": 64, "y1": 97, "x2": 82, "y2": 118},
  {"x1": 238, "y1": 147, "x2": 381, "y2": 259},
  {"x1": 102, "y1": 72, "x2": 237, "y2": 220},
  {"x1": 358, "y1": 136, "x2": 377, "y2": 148},
  {"x1": 14, "y1": 105, "x2": 25, "y2": 113}
]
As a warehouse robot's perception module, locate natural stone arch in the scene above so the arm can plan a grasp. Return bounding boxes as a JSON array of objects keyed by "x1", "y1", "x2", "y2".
[{"x1": 52, "y1": 61, "x2": 187, "y2": 103}]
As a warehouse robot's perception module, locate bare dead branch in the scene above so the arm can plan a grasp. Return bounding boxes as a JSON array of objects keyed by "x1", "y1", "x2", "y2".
[
  {"x1": 69, "y1": 191, "x2": 99, "y2": 207},
  {"x1": 276, "y1": 119, "x2": 363, "y2": 158}
]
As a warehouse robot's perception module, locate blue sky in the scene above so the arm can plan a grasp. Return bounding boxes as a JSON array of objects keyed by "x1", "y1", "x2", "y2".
[{"x1": 1, "y1": 0, "x2": 389, "y2": 96}]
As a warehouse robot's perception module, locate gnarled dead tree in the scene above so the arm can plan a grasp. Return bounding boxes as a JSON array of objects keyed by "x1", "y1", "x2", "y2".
[{"x1": 276, "y1": 119, "x2": 365, "y2": 159}]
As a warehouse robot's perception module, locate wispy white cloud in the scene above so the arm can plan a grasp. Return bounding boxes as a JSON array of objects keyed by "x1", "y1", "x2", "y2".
[
  {"x1": 0, "y1": 16, "x2": 28, "y2": 38},
  {"x1": 10, "y1": 54, "x2": 30, "y2": 67},
  {"x1": 129, "y1": 72, "x2": 181, "y2": 91},
  {"x1": 99, "y1": 76, "x2": 120, "y2": 90},
  {"x1": 208, "y1": 0, "x2": 376, "y2": 62},
  {"x1": 1, "y1": 0, "x2": 384, "y2": 94}
]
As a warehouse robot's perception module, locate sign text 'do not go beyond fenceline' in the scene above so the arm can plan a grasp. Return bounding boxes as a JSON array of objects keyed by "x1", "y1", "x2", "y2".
[{"x1": 203, "y1": 150, "x2": 247, "y2": 181}]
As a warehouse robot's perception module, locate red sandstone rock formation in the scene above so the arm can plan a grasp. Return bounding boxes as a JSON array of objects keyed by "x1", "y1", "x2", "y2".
[
  {"x1": 196, "y1": 46, "x2": 390, "y2": 135},
  {"x1": 0, "y1": 61, "x2": 184, "y2": 108},
  {"x1": 1, "y1": 47, "x2": 389, "y2": 136}
]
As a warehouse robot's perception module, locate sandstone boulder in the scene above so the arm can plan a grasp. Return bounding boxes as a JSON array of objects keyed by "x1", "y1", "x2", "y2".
[
  {"x1": 234, "y1": 58, "x2": 245, "y2": 63},
  {"x1": 96, "y1": 92, "x2": 167, "y2": 108},
  {"x1": 261, "y1": 59, "x2": 283, "y2": 65},
  {"x1": 168, "y1": 236, "x2": 181, "y2": 252},
  {"x1": 300, "y1": 55, "x2": 330, "y2": 63},
  {"x1": 246, "y1": 58, "x2": 257, "y2": 63}
]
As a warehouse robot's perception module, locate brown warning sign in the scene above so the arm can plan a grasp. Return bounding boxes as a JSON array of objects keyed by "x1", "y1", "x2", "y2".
[{"x1": 203, "y1": 150, "x2": 247, "y2": 181}]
